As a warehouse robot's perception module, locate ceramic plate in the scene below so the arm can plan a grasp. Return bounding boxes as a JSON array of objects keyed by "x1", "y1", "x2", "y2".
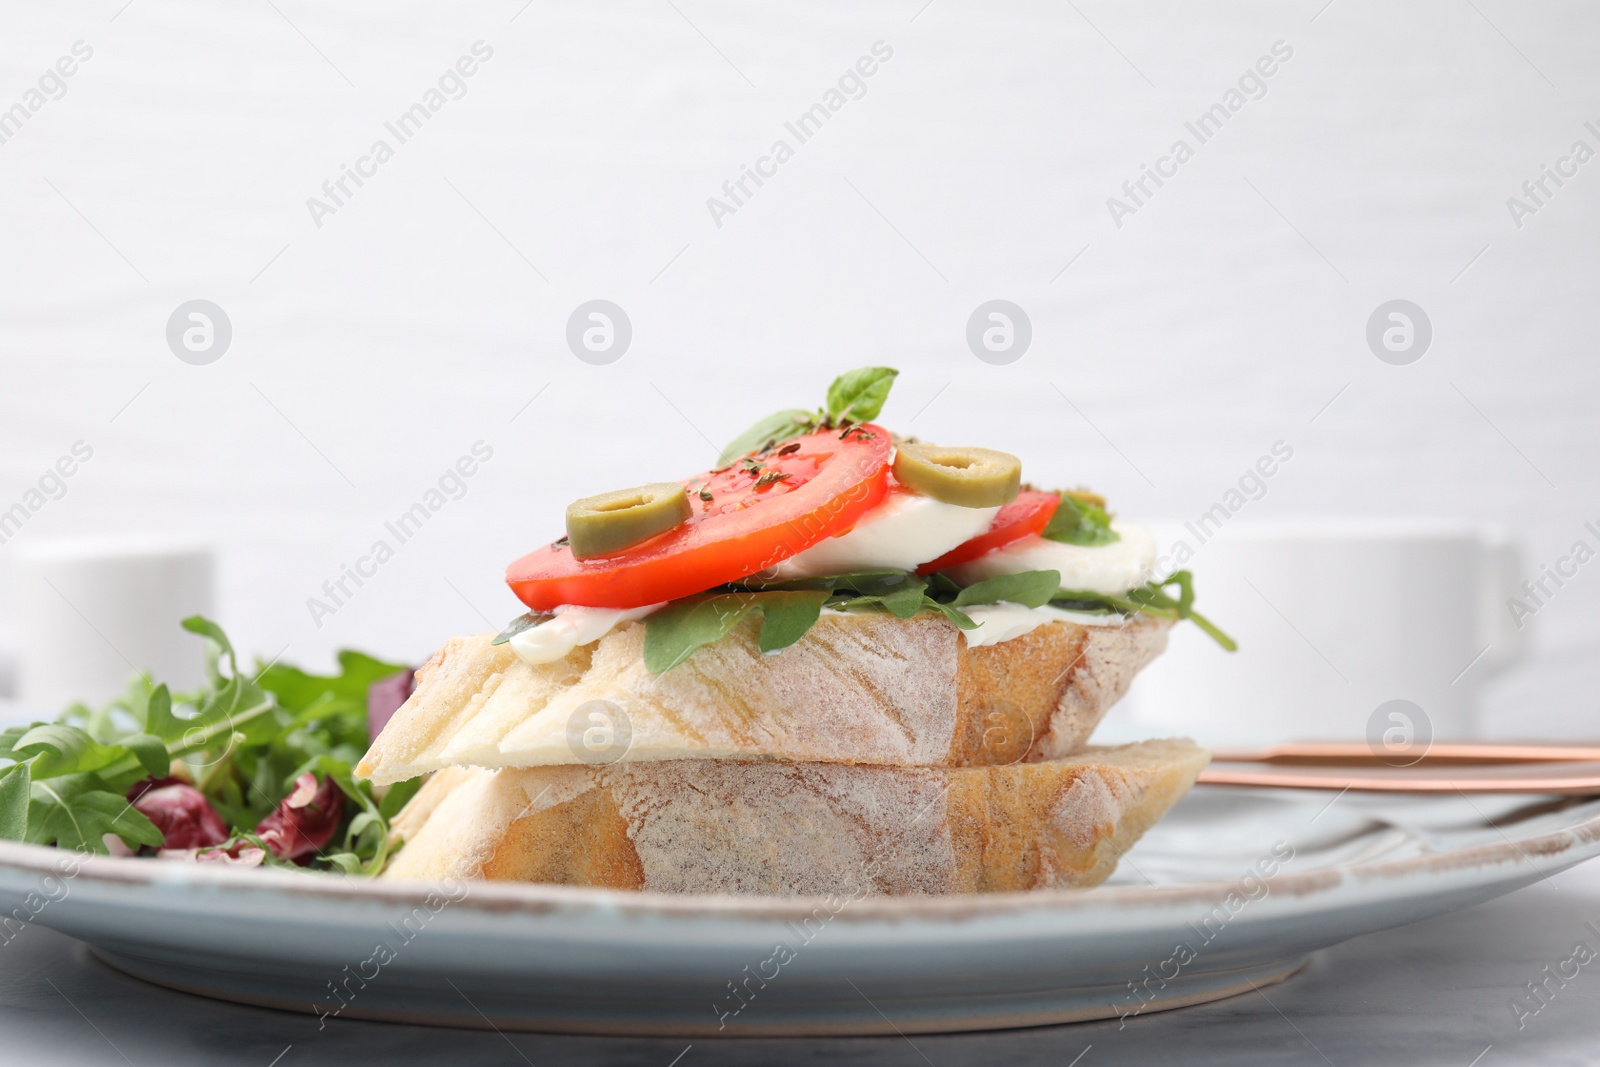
[{"x1": 1, "y1": 786, "x2": 1596, "y2": 1036}]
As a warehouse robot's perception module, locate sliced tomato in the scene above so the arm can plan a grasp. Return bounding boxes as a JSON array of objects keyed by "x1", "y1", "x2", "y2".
[
  {"x1": 916, "y1": 489, "x2": 1059, "y2": 575},
  {"x1": 507, "y1": 424, "x2": 892, "y2": 610}
]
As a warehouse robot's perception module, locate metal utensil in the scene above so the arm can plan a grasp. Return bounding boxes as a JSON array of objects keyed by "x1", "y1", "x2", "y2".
[{"x1": 1197, "y1": 742, "x2": 1600, "y2": 794}]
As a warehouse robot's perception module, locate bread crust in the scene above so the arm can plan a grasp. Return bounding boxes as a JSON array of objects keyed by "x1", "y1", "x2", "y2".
[
  {"x1": 382, "y1": 739, "x2": 1208, "y2": 895},
  {"x1": 357, "y1": 613, "x2": 1170, "y2": 784}
]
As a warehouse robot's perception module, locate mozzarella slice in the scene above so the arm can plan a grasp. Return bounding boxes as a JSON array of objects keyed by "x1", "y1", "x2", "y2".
[
  {"x1": 946, "y1": 522, "x2": 1157, "y2": 596},
  {"x1": 768, "y1": 491, "x2": 999, "y2": 580}
]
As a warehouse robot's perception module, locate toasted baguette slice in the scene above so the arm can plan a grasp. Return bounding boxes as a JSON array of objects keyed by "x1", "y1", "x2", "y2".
[
  {"x1": 382, "y1": 738, "x2": 1208, "y2": 895},
  {"x1": 357, "y1": 613, "x2": 1170, "y2": 784}
]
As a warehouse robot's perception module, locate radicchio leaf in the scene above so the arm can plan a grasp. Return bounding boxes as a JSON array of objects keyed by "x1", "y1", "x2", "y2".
[{"x1": 255, "y1": 773, "x2": 342, "y2": 864}]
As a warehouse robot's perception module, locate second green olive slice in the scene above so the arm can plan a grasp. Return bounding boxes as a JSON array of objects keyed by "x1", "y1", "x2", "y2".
[
  {"x1": 566, "y1": 482, "x2": 692, "y2": 559},
  {"x1": 892, "y1": 444, "x2": 1021, "y2": 508}
]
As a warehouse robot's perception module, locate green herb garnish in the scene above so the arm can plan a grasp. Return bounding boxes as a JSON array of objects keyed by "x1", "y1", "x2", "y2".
[
  {"x1": 641, "y1": 591, "x2": 831, "y2": 673},
  {"x1": 715, "y1": 410, "x2": 815, "y2": 470},
  {"x1": 634, "y1": 564, "x2": 1233, "y2": 673},
  {"x1": 825, "y1": 367, "x2": 899, "y2": 424},
  {"x1": 1042, "y1": 492, "x2": 1120, "y2": 547},
  {"x1": 714, "y1": 367, "x2": 899, "y2": 470},
  {"x1": 1052, "y1": 570, "x2": 1236, "y2": 651},
  {"x1": 951, "y1": 570, "x2": 1060, "y2": 609}
]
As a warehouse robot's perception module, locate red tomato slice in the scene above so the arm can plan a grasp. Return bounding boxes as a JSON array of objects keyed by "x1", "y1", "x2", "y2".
[
  {"x1": 916, "y1": 489, "x2": 1059, "y2": 575},
  {"x1": 507, "y1": 424, "x2": 892, "y2": 610}
]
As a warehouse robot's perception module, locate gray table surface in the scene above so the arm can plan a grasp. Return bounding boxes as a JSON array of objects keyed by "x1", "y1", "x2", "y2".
[{"x1": 2, "y1": 861, "x2": 1598, "y2": 1067}]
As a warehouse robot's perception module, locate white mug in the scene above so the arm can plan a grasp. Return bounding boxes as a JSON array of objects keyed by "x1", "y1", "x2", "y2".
[
  {"x1": 1110, "y1": 520, "x2": 1522, "y2": 747},
  {"x1": 13, "y1": 537, "x2": 215, "y2": 717}
]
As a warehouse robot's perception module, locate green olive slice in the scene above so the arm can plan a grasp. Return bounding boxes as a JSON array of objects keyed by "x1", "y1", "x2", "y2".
[
  {"x1": 892, "y1": 444, "x2": 1021, "y2": 508},
  {"x1": 566, "y1": 482, "x2": 692, "y2": 559}
]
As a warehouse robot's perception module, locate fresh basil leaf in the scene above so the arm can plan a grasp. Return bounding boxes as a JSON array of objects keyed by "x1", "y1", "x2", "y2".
[
  {"x1": 1041, "y1": 493, "x2": 1120, "y2": 547},
  {"x1": 825, "y1": 367, "x2": 898, "y2": 423},
  {"x1": 491, "y1": 611, "x2": 555, "y2": 646},
  {"x1": 26, "y1": 776, "x2": 164, "y2": 854},
  {"x1": 0, "y1": 762, "x2": 30, "y2": 842},
  {"x1": 715, "y1": 409, "x2": 815, "y2": 469},
  {"x1": 951, "y1": 570, "x2": 1061, "y2": 610},
  {"x1": 643, "y1": 595, "x2": 759, "y2": 673},
  {"x1": 755, "y1": 591, "x2": 830, "y2": 653}
]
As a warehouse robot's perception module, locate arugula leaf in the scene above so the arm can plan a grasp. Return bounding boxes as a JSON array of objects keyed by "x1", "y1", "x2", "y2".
[
  {"x1": 643, "y1": 595, "x2": 760, "y2": 673},
  {"x1": 649, "y1": 558, "x2": 1232, "y2": 669},
  {"x1": 26, "y1": 776, "x2": 163, "y2": 855},
  {"x1": 141, "y1": 684, "x2": 178, "y2": 739},
  {"x1": 378, "y1": 776, "x2": 424, "y2": 821},
  {"x1": 121, "y1": 733, "x2": 171, "y2": 777},
  {"x1": 832, "y1": 577, "x2": 927, "y2": 619},
  {"x1": 491, "y1": 611, "x2": 555, "y2": 646},
  {"x1": 716, "y1": 409, "x2": 815, "y2": 470},
  {"x1": 826, "y1": 367, "x2": 898, "y2": 423},
  {"x1": 181, "y1": 616, "x2": 239, "y2": 670},
  {"x1": 738, "y1": 569, "x2": 908, "y2": 593},
  {"x1": 754, "y1": 591, "x2": 830, "y2": 653},
  {"x1": 1053, "y1": 570, "x2": 1237, "y2": 651},
  {"x1": 301, "y1": 755, "x2": 395, "y2": 876},
  {"x1": 920, "y1": 600, "x2": 978, "y2": 630},
  {"x1": 0, "y1": 762, "x2": 30, "y2": 842},
  {"x1": 642, "y1": 589, "x2": 839, "y2": 670},
  {"x1": 741, "y1": 570, "x2": 926, "y2": 622},
  {"x1": 951, "y1": 570, "x2": 1061, "y2": 610},
  {"x1": 1042, "y1": 493, "x2": 1120, "y2": 547},
  {"x1": 6, "y1": 724, "x2": 128, "y2": 780},
  {"x1": 257, "y1": 651, "x2": 406, "y2": 720}
]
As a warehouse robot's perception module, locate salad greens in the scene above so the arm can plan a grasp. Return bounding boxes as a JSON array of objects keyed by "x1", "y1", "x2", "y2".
[
  {"x1": 1054, "y1": 570, "x2": 1238, "y2": 652},
  {"x1": 1042, "y1": 492, "x2": 1121, "y2": 547},
  {"x1": 715, "y1": 367, "x2": 899, "y2": 469},
  {"x1": 0, "y1": 617, "x2": 416, "y2": 871},
  {"x1": 633, "y1": 566, "x2": 1234, "y2": 674}
]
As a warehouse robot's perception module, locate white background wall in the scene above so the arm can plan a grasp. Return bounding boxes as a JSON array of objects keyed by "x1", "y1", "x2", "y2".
[{"x1": 0, "y1": 1, "x2": 1594, "y2": 733}]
